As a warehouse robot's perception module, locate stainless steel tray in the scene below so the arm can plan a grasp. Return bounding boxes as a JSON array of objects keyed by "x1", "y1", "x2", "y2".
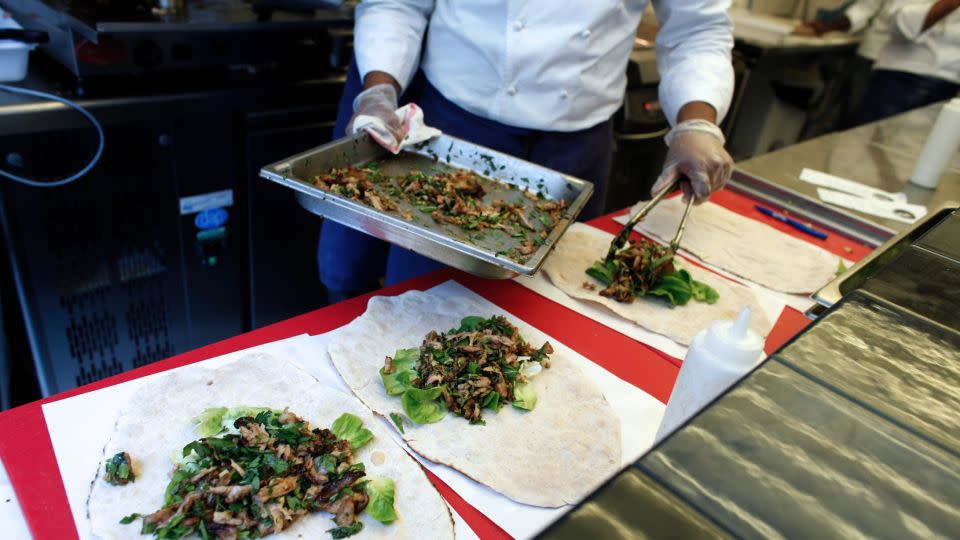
[{"x1": 259, "y1": 133, "x2": 594, "y2": 279}]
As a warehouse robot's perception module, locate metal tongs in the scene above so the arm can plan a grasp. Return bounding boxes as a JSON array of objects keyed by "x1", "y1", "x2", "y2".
[{"x1": 605, "y1": 178, "x2": 695, "y2": 262}]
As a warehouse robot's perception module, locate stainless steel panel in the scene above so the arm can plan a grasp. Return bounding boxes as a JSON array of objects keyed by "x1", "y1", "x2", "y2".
[
  {"x1": 641, "y1": 360, "x2": 960, "y2": 538},
  {"x1": 729, "y1": 169, "x2": 895, "y2": 248},
  {"x1": 735, "y1": 100, "x2": 960, "y2": 234},
  {"x1": 811, "y1": 202, "x2": 958, "y2": 310},
  {"x1": 260, "y1": 133, "x2": 594, "y2": 279},
  {"x1": 778, "y1": 292, "x2": 960, "y2": 453}
]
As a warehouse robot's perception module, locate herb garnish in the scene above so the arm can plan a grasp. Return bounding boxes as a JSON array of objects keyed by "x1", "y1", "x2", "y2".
[{"x1": 104, "y1": 452, "x2": 135, "y2": 485}]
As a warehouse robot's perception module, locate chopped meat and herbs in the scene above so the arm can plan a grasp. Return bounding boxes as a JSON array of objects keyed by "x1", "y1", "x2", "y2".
[
  {"x1": 312, "y1": 162, "x2": 568, "y2": 263},
  {"x1": 104, "y1": 451, "x2": 135, "y2": 486},
  {"x1": 119, "y1": 409, "x2": 396, "y2": 540},
  {"x1": 380, "y1": 316, "x2": 552, "y2": 425},
  {"x1": 586, "y1": 239, "x2": 720, "y2": 306}
]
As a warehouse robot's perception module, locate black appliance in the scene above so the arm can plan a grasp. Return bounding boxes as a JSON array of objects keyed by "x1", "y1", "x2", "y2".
[
  {"x1": 1, "y1": 0, "x2": 352, "y2": 82},
  {"x1": 0, "y1": 75, "x2": 345, "y2": 399}
]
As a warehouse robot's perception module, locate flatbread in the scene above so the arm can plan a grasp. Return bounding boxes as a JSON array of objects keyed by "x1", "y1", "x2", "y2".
[
  {"x1": 87, "y1": 354, "x2": 454, "y2": 540},
  {"x1": 625, "y1": 198, "x2": 839, "y2": 294},
  {"x1": 328, "y1": 291, "x2": 621, "y2": 508},
  {"x1": 542, "y1": 224, "x2": 773, "y2": 346}
]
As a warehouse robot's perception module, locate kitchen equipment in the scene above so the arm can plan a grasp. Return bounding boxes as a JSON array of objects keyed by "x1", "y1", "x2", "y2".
[
  {"x1": 910, "y1": 99, "x2": 960, "y2": 190},
  {"x1": 755, "y1": 204, "x2": 828, "y2": 239},
  {"x1": 654, "y1": 306, "x2": 764, "y2": 443},
  {"x1": 259, "y1": 132, "x2": 594, "y2": 279},
  {"x1": 605, "y1": 180, "x2": 694, "y2": 261},
  {"x1": 0, "y1": 15, "x2": 44, "y2": 82},
  {"x1": 809, "y1": 201, "x2": 959, "y2": 317},
  {"x1": 0, "y1": 0, "x2": 351, "y2": 80}
]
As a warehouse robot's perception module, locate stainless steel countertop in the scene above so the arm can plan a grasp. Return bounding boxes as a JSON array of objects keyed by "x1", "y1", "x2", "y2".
[{"x1": 736, "y1": 101, "x2": 960, "y2": 232}]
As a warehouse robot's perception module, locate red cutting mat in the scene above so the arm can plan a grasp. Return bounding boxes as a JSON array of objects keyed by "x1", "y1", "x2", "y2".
[
  {"x1": 0, "y1": 269, "x2": 681, "y2": 540},
  {"x1": 0, "y1": 191, "x2": 872, "y2": 540}
]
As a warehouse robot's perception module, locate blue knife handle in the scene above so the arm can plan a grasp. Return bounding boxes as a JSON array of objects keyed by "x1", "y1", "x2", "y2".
[{"x1": 755, "y1": 205, "x2": 828, "y2": 240}]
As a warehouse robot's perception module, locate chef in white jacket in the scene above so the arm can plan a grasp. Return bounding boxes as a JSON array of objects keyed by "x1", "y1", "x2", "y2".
[
  {"x1": 798, "y1": 0, "x2": 892, "y2": 62},
  {"x1": 319, "y1": 0, "x2": 736, "y2": 298},
  {"x1": 857, "y1": 0, "x2": 960, "y2": 123},
  {"x1": 797, "y1": 0, "x2": 894, "y2": 126}
]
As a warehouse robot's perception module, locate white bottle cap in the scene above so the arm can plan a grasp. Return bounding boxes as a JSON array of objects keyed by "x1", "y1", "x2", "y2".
[{"x1": 701, "y1": 307, "x2": 764, "y2": 369}]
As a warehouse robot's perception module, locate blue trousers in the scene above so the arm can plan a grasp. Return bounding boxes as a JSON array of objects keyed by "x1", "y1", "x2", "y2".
[
  {"x1": 319, "y1": 59, "x2": 613, "y2": 296},
  {"x1": 856, "y1": 69, "x2": 960, "y2": 125}
]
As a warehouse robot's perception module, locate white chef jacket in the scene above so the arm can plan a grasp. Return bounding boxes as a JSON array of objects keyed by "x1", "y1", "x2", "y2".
[
  {"x1": 845, "y1": 0, "x2": 892, "y2": 60},
  {"x1": 353, "y1": 0, "x2": 734, "y2": 131},
  {"x1": 874, "y1": 0, "x2": 960, "y2": 84}
]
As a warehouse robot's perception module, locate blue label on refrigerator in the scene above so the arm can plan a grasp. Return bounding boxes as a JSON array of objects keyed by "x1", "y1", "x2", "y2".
[{"x1": 194, "y1": 207, "x2": 229, "y2": 230}]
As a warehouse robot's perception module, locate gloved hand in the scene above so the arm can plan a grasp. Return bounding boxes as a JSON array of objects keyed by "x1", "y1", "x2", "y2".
[
  {"x1": 347, "y1": 83, "x2": 403, "y2": 146},
  {"x1": 650, "y1": 119, "x2": 733, "y2": 204}
]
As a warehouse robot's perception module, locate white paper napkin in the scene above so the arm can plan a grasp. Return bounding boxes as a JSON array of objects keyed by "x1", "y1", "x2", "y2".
[
  {"x1": 816, "y1": 187, "x2": 927, "y2": 224},
  {"x1": 41, "y1": 333, "x2": 478, "y2": 540},
  {"x1": 799, "y1": 168, "x2": 908, "y2": 203},
  {"x1": 0, "y1": 457, "x2": 31, "y2": 540}
]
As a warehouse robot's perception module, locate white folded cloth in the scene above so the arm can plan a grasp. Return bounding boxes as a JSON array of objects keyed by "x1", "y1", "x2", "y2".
[{"x1": 353, "y1": 103, "x2": 442, "y2": 154}]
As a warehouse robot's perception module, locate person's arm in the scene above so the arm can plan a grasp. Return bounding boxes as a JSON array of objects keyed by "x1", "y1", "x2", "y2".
[
  {"x1": 363, "y1": 71, "x2": 402, "y2": 93},
  {"x1": 795, "y1": 0, "x2": 882, "y2": 36},
  {"x1": 353, "y1": 0, "x2": 434, "y2": 93},
  {"x1": 676, "y1": 102, "x2": 717, "y2": 124},
  {"x1": 889, "y1": 0, "x2": 960, "y2": 40},
  {"x1": 796, "y1": 17, "x2": 851, "y2": 36},
  {"x1": 921, "y1": 0, "x2": 960, "y2": 30},
  {"x1": 651, "y1": 0, "x2": 734, "y2": 126},
  {"x1": 349, "y1": 1, "x2": 434, "y2": 147},
  {"x1": 649, "y1": 0, "x2": 735, "y2": 203},
  {"x1": 845, "y1": 0, "x2": 885, "y2": 32}
]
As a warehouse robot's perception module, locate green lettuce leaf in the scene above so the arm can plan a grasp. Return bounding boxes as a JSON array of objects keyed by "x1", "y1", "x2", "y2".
[
  {"x1": 646, "y1": 269, "x2": 720, "y2": 307},
  {"x1": 457, "y1": 315, "x2": 487, "y2": 332},
  {"x1": 330, "y1": 413, "x2": 374, "y2": 450},
  {"x1": 481, "y1": 390, "x2": 501, "y2": 411},
  {"x1": 691, "y1": 279, "x2": 720, "y2": 304},
  {"x1": 511, "y1": 382, "x2": 537, "y2": 411},
  {"x1": 191, "y1": 406, "x2": 274, "y2": 437},
  {"x1": 836, "y1": 259, "x2": 848, "y2": 277},
  {"x1": 364, "y1": 477, "x2": 398, "y2": 523},
  {"x1": 380, "y1": 348, "x2": 419, "y2": 396},
  {"x1": 647, "y1": 270, "x2": 694, "y2": 306},
  {"x1": 191, "y1": 407, "x2": 228, "y2": 438},
  {"x1": 401, "y1": 387, "x2": 447, "y2": 424},
  {"x1": 585, "y1": 260, "x2": 616, "y2": 285}
]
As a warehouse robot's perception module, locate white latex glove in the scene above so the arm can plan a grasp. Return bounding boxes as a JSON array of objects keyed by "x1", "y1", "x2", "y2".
[
  {"x1": 650, "y1": 119, "x2": 734, "y2": 204},
  {"x1": 347, "y1": 83, "x2": 403, "y2": 145}
]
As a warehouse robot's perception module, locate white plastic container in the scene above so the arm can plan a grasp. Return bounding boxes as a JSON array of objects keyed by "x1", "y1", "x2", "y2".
[
  {"x1": 0, "y1": 15, "x2": 35, "y2": 83},
  {"x1": 910, "y1": 98, "x2": 960, "y2": 190},
  {"x1": 655, "y1": 307, "x2": 765, "y2": 443}
]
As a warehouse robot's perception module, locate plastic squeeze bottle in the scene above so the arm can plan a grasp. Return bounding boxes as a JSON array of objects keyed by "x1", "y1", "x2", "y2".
[
  {"x1": 654, "y1": 307, "x2": 765, "y2": 443},
  {"x1": 910, "y1": 98, "x2": 960, "y2": 189}
]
